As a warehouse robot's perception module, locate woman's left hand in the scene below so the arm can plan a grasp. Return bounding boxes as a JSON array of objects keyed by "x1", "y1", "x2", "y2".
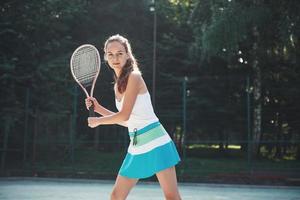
[{"x1": 88, "y1": 117, "x2": 101, "y2": 128}]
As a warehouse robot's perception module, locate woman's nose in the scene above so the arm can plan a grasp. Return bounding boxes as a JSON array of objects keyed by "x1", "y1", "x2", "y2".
[
  {"x1": 111, "y1": 54, "x2": 119, "y2": 61},
  {"x1": 113, "y1": 56, "x2": 119, "y2": 61}
]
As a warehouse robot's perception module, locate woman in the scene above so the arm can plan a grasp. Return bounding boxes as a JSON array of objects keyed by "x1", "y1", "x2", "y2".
[{"x1": 86, "y1": 34, "x2": 181, "y2": 200}]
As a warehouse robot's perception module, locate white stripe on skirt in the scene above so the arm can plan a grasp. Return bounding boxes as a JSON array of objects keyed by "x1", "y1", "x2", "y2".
[{"x1": 127, "y1": 134, "x2": 172, "y2": 155}]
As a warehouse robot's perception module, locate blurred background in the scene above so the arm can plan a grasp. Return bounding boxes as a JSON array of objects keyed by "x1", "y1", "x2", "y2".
[{"x1": 0, "y1": 0, "x2": 299, "y2": 185}]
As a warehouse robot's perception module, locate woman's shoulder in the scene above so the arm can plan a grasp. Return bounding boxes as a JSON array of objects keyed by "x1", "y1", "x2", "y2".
[
  {"x1": 129, "y1": 70, "x2": 142, "y2": 81},
  {"x1": 130, "y1": 69, "x2": 142, "y2": 76}
]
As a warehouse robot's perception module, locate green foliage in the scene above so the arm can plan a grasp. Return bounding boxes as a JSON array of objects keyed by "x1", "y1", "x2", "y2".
[
  {"x1": 157, "y1": 0, "x2": 300, "y2": 160},
  {"x1": 191, "y1": 1, "x2": 271, "y2": 59},
  {"x1": 0, "y1": 0, "x2": 89, "y2": 116},
  {"x1": 0, "y1": 0, "x2": 299, "y2": 172}
]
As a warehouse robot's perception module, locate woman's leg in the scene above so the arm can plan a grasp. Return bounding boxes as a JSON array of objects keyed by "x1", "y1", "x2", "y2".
[
  {"x1": 156, "y1": 166, "x2": 181, "y2": 200},
  {"x1": 110, "y1": 175, "x2": 138, "y2": 200}
]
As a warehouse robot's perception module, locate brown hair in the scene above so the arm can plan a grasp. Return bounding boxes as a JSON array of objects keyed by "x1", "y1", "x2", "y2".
[{"x1": 104, "y1": 34, "x2": 139, "y2": 94}]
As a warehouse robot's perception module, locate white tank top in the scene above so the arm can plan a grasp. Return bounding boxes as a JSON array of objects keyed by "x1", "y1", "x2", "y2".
[{"x1": 115, "y1": 92, "x2": 159, "y2": 132}]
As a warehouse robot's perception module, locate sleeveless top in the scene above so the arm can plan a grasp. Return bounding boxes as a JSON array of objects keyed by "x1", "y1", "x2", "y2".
[{"x1": 115, "y1": 92, "x2": 159, "y2": 132}]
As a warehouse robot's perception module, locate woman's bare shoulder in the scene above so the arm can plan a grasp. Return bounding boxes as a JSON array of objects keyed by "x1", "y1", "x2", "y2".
[{"x1": 129, "y1": 70, "x2": 142, "y2": 81}]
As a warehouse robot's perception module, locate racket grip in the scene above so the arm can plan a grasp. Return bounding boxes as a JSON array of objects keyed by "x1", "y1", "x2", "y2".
[{"x1": 89, "y1": 104, "x2": 95, "y2": 117}]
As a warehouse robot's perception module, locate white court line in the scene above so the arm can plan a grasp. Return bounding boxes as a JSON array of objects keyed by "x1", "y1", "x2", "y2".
[{"x1": 0, "y1": 177, "x2": 300, "y2": 200}]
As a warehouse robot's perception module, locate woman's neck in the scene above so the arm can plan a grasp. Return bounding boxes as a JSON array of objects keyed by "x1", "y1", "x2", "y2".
[{"x1": 114, "y1": 69, "x2": 121, "y2": 78}]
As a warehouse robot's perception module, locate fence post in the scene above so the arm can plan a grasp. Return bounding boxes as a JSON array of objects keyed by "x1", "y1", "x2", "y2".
[
  {"x1": 246, "y1": 75, "x2": 253, "y2": 173},
  {"x1": 32, "y1": 109, "x2": 39, "y2": 166},
  {"x1": 23, "y1": 87, "x2": 30, "y2": 164},
  {"x1": 1, "y1": 118, "x2": 11, "y2": 171},
  {"x1": 70, "y1": 86, "x2": 78, "y2": 165},
  {"x1": 182, "y1": 76, "x2": 188, "y2": 161},
  {"x1": 94, "y1": 127, "x2": 100, "y2": 149}
]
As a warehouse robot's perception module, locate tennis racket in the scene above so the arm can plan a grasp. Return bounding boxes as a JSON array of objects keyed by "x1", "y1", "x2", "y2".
[{"x1": 70, "y1": 44, "x2": 101, "y2": 117}]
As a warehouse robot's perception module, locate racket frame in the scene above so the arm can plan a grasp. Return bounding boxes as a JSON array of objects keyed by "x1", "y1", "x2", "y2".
[{"x1": 70, "y1": 44, "x2": 101, "y2": 116}]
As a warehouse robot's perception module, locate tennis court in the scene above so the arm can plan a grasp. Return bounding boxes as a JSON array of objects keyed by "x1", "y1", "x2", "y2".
[{"x1": 0, "y1": 177, "x2": 299, "y2": 200}]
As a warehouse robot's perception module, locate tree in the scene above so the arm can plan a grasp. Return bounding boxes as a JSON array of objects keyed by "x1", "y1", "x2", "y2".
[{"x1": 188, "y1": 0, "x2": 300, "y2": 158}]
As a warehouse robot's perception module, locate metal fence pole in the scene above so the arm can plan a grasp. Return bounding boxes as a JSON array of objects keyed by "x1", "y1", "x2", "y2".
[
  {"x1": 246, "y1": 75, "x2": 253, "y2": 173},
  {"x1": 70, "y1": 86, "x2": 78, "y2": 164},
  {"x1": 23, "y1": 87, "x2": 30, "y2": 164},
  {"x1": 1, "y1": 118, "x2": 11, "y2": 171},
  {"x1": 182, "y1": 76, "x2": 188, "y2": 161},
  {"x1": 32, "y1": 109, "x2": 38, "y2": 166},
  {"x1": 150, "y1": 0, "x2": 157, "y2": 109}
]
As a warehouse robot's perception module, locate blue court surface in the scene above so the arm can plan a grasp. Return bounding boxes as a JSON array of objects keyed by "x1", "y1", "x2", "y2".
[{"x1": 0, "y1": 177, "x2": 299, "y2": 200}]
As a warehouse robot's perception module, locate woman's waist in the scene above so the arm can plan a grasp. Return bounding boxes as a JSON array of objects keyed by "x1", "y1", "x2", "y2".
[
  {"x1": 127, "y1": 121, "x2": 171, "y2": 147},
  {"x1": 127, "y1": 117, "x2": 159, "y2": 132},
  {"x1": 128, "y1": 121, "x2": 161, "y2": 137}
]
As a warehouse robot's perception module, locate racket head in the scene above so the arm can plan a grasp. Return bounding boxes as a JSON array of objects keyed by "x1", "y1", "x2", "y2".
[
  {"x1": 70, "y1": 44, "x2": 101, "y2": 97},
  {"x1": 70, "y1": 44, "x2": 101, "y2": 117}
]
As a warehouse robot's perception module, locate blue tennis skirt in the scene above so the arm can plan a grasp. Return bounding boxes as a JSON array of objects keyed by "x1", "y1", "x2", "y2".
[{"x1": 119, "y1": 121, "x2": 181, "y2": 179}]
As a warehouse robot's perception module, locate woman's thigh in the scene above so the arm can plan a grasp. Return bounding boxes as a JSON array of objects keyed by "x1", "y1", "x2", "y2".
[
  {"x1": 111, "y1": 175, "x2": 138, "y2": 200},
  {"x1": 156, "y1": 167, "x2": 181, "y2": 200}
]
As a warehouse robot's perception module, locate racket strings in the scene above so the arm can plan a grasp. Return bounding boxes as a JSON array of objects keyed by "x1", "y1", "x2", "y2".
[{"x1": 71, "y1": 46, "x2": 99, "y2": 86}]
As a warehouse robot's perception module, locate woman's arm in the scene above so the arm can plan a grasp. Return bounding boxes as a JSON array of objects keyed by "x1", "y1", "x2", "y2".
[
  {"x1": 86, "y1": 98, "x2": 128, "y2": 127},
  {"x1": 96, "y1": 105, "x2": 128, "y2": 127},
  {"x1": 87, "y1": 72, "x2": 141, "y2": 128},
  {"x1": 95, "y1": 103, "x2": 114, "y2": 116}
]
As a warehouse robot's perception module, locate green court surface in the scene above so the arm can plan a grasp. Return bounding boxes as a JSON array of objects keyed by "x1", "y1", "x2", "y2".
[{"x1": 0, "y1": 177, "x2": 299, "y2": 200}]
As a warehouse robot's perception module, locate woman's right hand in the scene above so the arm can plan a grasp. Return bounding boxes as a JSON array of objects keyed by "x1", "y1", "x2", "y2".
[{"x1": 85, "y1": 97, "x2": 100, "y2": 111}]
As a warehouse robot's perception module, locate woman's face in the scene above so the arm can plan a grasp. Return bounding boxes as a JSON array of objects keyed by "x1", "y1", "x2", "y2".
[{"x1": 106, "y1": 41, "x2": 129, "y2": 71}]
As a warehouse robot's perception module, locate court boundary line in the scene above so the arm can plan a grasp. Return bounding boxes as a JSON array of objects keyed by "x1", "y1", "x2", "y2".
[{"x1": 0, "y1": 177, "x2": 300, "y2": 190}]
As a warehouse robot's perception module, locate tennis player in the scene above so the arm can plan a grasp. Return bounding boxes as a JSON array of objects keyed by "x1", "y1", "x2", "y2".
[{"x1": 86, "y1": 34, "x2": 181, "y2": 200}]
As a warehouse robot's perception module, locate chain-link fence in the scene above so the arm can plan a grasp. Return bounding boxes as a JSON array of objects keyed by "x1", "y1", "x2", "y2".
[{"x1": 1, "y1": 75, "x2": 300, "y2": 184}]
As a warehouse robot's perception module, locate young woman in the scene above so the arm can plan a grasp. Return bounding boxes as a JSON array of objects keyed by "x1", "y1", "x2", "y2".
[{"x1": 86, "y1": 34, "x2": 181, "y2": 200}]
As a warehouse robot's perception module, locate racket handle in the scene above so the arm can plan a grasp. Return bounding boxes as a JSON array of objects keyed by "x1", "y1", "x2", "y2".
[{"x1": 89, "y1": 103, "x2": 95, "y2": 117}]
